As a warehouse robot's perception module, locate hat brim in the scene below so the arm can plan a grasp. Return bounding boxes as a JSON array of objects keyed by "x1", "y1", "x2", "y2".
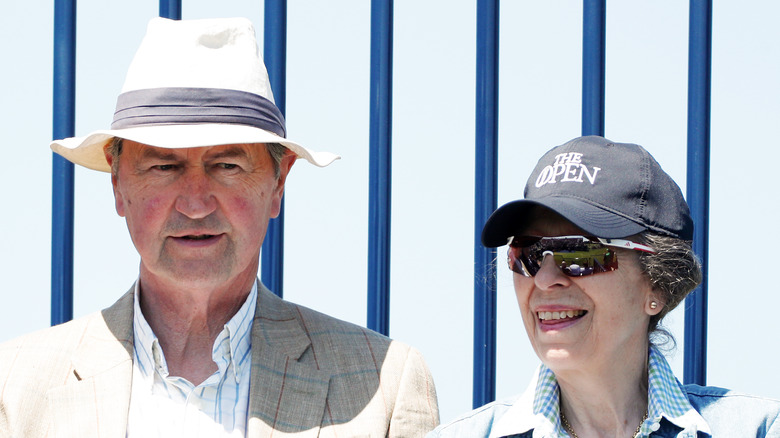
[
  {"x1": 481, "y1": 197, "x2": 647, "y2": 247},
  {"x1": 50, "y1": 123, "x2": 340, "y2": 172}
]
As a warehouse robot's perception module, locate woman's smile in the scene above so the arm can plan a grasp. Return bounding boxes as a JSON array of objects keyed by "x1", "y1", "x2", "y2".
[{"x1": 537, "y1": 309, "x2": 586, "y2": 321}]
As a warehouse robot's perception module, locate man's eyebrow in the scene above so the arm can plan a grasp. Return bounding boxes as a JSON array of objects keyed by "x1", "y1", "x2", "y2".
[
  {"x1": 206, "y1": 146, "x2": 251, "y2": 160},
  {"x1": 140, "y1": 148, "x2": 179, "y2": 161}
]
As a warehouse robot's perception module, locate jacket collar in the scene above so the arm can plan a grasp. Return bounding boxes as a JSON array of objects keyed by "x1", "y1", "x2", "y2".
[
  {"x1": 246, "y1": 282, "x2": 331, "y2": 437},
  {"x1": 48, "y1": 287, "x2": 135, "y2": 438}
]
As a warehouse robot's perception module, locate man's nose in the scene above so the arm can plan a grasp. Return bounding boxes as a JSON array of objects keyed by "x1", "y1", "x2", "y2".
[
  {"x1": 533, "y1": 252, "x2": 572, "y2": 290},
  {"x1": 174, "y1": 167, "x2": 217, "y2": 219}
]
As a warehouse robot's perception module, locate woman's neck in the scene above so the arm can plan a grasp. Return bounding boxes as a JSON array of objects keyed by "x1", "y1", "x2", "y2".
[{"x1": 554, "y1": 346, "x2": 650, "y2": 437}]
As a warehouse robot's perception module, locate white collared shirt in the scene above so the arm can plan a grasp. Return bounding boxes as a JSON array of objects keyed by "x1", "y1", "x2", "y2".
[{"x1": 126, "y1": 281, "x2": 257, "y2": 438}]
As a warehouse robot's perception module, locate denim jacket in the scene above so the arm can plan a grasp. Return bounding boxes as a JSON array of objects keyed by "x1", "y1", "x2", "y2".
[{"x1": 428, "y1": 348, "x2": 780, "y2": 438}]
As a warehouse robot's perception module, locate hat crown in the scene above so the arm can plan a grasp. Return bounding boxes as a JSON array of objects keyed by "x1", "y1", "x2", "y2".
[
  {"x1": 525, "y1": 137, "x2": 645, "y2": 207},
  {"x1": 49, "y1": 17, "x2": 340, "y2": 172},
  {"x1": 524, "y1": 136, "x2": 693, "y2": 239},
  {"x1": 121, "y1": 17, "x2": 274, "y2": 103},
  {"x1": 479, "y1": 136, "x2": 693, "y2": 248}
]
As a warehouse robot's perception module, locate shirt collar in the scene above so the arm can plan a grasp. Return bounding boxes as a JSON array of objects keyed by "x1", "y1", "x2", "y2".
[
  {"x1": 644, "y1": 345, "x2": 710, "y2": 435},
  {"x1": 488, "y1": 365, "x2": 561, "y2": 438},
  {"x1": 132, "y1": 279, "x2": 258, "y2": 385},
  {"x1": 215, "y1": 280, "x2": 257, "y2": 383},
  {"x1": 489, "y1": 345, "x2": 711, "y2": 437}
]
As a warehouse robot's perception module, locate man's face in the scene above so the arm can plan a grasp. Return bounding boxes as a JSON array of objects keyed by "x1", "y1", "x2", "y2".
[{"x1": 107, "y1": 140, "x2": 295, "y2": 290}]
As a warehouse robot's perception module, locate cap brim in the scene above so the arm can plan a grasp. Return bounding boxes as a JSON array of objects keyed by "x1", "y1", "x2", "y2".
[
  {"x1": 50, "y1": 124, "x2": 340, "y2": 172},
  {"x1": 481, "y1": 197, "x2": 647, "y2": 247}
]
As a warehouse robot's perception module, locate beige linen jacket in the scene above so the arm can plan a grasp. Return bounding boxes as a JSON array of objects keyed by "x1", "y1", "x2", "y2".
[{"x1": 0, "y1": 283, "x2": 439, "y2": 437}]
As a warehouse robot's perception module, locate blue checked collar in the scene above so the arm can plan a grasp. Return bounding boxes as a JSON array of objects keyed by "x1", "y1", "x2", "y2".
[
  {"x1": 643, "y1": 345, "x2": 710, "y2": 435},
  {"x1": 132, "y1": 279, "x2": 257, "y2": 386},
  {"x1": 489, "y1": 345, "x2": 710, "y2": 437}
]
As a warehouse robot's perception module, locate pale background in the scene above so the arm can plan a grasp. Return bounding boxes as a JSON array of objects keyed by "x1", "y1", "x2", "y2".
[{"x1": 2, "y1": 1, "x2": 778, "y2": 425}]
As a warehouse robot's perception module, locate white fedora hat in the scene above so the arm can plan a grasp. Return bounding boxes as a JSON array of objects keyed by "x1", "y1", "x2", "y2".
[{"x1": 51, "y1": 17, "x2": 339, "y2": 172}]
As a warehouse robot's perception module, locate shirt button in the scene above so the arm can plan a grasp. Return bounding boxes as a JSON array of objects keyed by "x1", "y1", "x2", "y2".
[{"x1": 650, "y1": 423, "x2": 660, "y2": 431}]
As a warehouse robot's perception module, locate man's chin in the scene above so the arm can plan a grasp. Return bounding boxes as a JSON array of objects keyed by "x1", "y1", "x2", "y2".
[{"x1": 145, "y1": 260, "x2": 236, "y2": 287}]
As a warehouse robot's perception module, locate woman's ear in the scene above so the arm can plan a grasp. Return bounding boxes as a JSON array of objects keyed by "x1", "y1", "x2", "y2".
[{"x1": 646, "y1": 294, "x2": 664, "y2": 316}]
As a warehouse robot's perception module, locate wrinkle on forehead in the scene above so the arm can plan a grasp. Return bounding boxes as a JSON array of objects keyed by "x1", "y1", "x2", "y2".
[
  {"x1": 129, "y1": 142, "x2": 263, "y2": 158},
  {"x1": 134, "y1": 147, "x2": 179, "y2": 165},
  {"x1": 205, "y1": 146, "x2": 251, "y2": 161}
]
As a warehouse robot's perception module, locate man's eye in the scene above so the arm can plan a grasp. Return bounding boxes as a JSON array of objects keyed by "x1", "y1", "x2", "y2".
[
  {"x1": 153, "y1": 164, "x2": 176, "y2": 171},
  {"x1": 217, "y1": 163, "x2": 239, "y2": 170}
]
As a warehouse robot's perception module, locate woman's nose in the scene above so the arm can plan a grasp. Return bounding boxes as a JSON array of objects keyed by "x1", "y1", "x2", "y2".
[{"x1": 533, "y1": 252, "x2": 572, "y2": 290}]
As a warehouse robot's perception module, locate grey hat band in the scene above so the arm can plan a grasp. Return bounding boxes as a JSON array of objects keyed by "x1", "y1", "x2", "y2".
[{"x1": 112, "y1": 87, "x2": 287, "y2": 138}]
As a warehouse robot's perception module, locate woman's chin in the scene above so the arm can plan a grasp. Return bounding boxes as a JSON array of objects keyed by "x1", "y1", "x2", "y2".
[{"x1": 537, "y1": 347, "x2": 579, "y2": 369}]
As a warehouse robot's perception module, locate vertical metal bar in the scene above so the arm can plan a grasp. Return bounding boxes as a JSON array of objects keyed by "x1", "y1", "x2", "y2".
[
  {"x1": 51, "y1": 0, "x2": 76, "y2": 326},
  {"x1": 367, "y1": 0, "x2": 393, "y2": 336},
  {"x1": 159, "y1": 0, "x2": 181, "y2": 19},
  {"x1": 582, "y1": 0, "x2": 606, "y2": 136},
  {"x1": 262, "y1": 0, "x2": 287, "y2": 298},
  {"x1": 684, "y1": 0, "x2": 712, "y2": 386},
  {"x1": 473, "y1": 0, "x2": 499, "y2": 409}
]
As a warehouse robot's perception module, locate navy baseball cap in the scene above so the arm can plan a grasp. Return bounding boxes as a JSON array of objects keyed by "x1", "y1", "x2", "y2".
[{"x1": 481, "y1": 136, "x2": 694, "y2": 247}]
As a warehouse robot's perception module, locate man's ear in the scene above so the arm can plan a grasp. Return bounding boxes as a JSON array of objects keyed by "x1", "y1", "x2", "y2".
[{"x1": 104, "y1": 146, "x2": 125, "y2": 217}]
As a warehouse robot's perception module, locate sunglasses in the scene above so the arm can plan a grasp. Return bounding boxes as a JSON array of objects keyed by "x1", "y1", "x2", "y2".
[{"x1": 507, "y1": 235, "x2": 655, "y2": 277}]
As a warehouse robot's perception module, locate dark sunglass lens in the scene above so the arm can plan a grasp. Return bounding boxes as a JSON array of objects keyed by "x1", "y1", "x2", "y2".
[
  {"x1": 507, "y1": 246, "x2": 536, "y2": 276},
  {"x1": 555, "y1": 245, "x2": 616, "y2": 276},
  {"x1": 511, "y1": 236, "x2": 619, "y2": 277}
]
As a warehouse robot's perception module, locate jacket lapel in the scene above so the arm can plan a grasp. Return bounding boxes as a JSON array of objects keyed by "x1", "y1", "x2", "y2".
[
  {"x1": 47, "y1": 290, "x2": 135, "y2": 438},
  {"x1": 247, "y1": 284, "x2": 331, "y2": 437}
]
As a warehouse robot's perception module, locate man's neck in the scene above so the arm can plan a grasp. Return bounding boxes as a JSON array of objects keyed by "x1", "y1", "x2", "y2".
[{"x1": 136, "y1": 270, "x2": 256, "y2": 385}]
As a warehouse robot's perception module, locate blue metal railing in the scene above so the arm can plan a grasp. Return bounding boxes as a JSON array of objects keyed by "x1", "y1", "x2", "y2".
[
  {"x1": 472, "y1": 0, "x2": 499, "y2": 409},
  {"x1": 684, "y1": 0, "x2": 712, "y2": 387},
  {"x1": 366, "y1": 0, "x2": 393, "y2": 336},
  {"x1": 261, "y1": 0, "x2": 288, "y2": 298},
  {"x1": 51, "y1": 0, "x2": 76, "y2": 326},
  {"x1": 582, "y1": 0, "x2": 606, "y2": 137},
  {"x1": 159, "y1": 0, "x2": 181, "y2": 20}
]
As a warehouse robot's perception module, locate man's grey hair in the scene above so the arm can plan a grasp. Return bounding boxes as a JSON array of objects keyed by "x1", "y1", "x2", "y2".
[
  {"x1": 265, "y1": 142, "x2": 287, "y2": 179},
  {"x1": 106, "y1": 137, "x2": 124, "y2": 175},
  {"x1": 636, "y1": 232, "x2": 703, "y2": 349},
  {"x1": 106, "y1": 138, "x2": 288, "y2": 178}
]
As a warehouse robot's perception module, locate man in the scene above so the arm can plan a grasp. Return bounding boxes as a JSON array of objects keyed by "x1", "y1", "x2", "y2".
[{"x1": 0, "y1": 17, "x2": 438, "y2": 437}]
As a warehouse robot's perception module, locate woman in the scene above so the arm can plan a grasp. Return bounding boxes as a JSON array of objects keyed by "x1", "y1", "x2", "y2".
[{"x1": 429, "y1": 136, "x2": 780, "y2": 437}]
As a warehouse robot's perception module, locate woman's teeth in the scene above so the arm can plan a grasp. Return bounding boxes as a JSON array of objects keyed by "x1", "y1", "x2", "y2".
[{"x1": 538, "y1": 310, "x2": 585, "y2": 321}]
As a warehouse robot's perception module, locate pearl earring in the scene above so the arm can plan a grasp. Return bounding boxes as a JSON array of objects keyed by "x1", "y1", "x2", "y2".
[{"x1": 650, "y1": 301, "x2": 658, "y2": 310}]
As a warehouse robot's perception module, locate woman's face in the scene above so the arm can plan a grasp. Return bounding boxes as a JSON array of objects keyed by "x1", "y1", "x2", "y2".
[{"x1": 512, "y1": 211, "x2": 659, "y2": 374}]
